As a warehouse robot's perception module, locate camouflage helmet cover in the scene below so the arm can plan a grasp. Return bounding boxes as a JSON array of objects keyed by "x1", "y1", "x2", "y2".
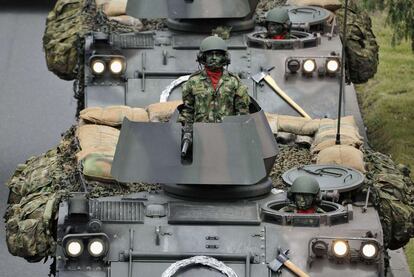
[
  {"x1": 266, "y1": 7, "x2": 291, "y2": 24},
  {"x1": 290, "y1": 175, "x2": 320, "y2": 195},
  {"x1": 199, "y1": 35, "x2": 228, "y2": 53}
]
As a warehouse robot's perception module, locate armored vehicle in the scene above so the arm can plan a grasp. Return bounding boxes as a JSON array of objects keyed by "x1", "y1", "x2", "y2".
[
  {"x1": 5, "y1": 0, "x2": 413, "y2": 276},
  {"x1": 83, "y1": 0, "x2": 364, "y2": 129},
  {"x1": 52, "y1": 0, "x2": 391, "y2": 276}
]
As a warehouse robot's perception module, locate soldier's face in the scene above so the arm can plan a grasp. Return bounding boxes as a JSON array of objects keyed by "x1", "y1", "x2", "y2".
[
  {"x1": 205, "y1": 50, "x2": 226, "y2": 69},
  {"x1": 294, "y1": 193, "x2": 314, "y2": 210},
  {"x1": 267, "y1": 22, "x2": 286, "y2": 36}
]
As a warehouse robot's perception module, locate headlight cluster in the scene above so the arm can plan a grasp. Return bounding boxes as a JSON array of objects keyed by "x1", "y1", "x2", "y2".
[
  {"x1": 64, "y1": 234, "x2": 109, "y2": 259},
  {"x1": 286, "y1": 57, "x2": 340, "y2": 77},
  {"x1": 89, "y1": 55, "x2": 126, "y2": 76},
  {"x1": 310, "y1": 238, "x2": 380, "y2": 263}
]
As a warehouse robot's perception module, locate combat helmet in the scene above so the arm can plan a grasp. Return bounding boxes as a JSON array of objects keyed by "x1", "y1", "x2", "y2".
[
  {"x1": 197, "y1": 35, "x2": 230, "y2": 66},
  {"x1": 266, "y1": 7, "x2": 291, "y2": 25},
  {"x1": 288, "y1": 175, "x2": 321, "y2": 199}
]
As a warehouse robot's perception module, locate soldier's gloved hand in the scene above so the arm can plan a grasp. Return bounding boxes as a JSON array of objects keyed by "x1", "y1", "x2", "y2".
[{"x1": 181, "y1": 124, "x2": 193, "y2": 158}]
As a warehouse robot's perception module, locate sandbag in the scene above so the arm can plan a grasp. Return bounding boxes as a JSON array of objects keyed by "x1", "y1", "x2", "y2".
[
  {"x1": 311, "y1": 137, "x2": 361, "y2": 154},
  {"x1": 278, "y1": 115, "x2": 320, "y2": 136},
  {"x1": 265, "y1": 113, "x2": 278, "y2": 134},
  {"x1": 76, "y1": 125, "x2": 120, "y2": 150},
  {"x1": 336, "y1": 7, "x2": 379, "y2": 84},
  {"x1": 95, "y1": 0, "x2": 127, "y2": 16},
  {"x1": 265, "y1": 113, "x2": 321, "y2": 135},
  {"x1": 80, "y1": 106, "x2": 149, "y2": 126},
  {"x1": 81, "y1": 152, "x2": 115, "y2": 181},
  {"x1": 316, "y1": 144, "x2": 365, "y2": 172},
  {"x1": 76, "y1": 145, "x2": 116, "y2": 181},
  {"x1": 109, "y1": 15, "x2": 143, "y2": 28},
  {"x1": 76, "y1": 145, "x2": 116, "y2": 161},
  {"x1": 286, "y1": 0, "x2": 341, "y2": 11},
  {"x1": 5, "y1": 192, "x2": 61, "y2": 262},
  {"x1": 147, "y1": 100, "x2": 183, "y2": 122}
]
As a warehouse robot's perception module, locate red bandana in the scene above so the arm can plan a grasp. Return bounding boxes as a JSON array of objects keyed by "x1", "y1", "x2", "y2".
[
  {"x1": 205, "y1": 68, "x2": 223, "y2": 90},
  {"x1": 297, "y1": 207, "x2": 316, "y2": 214},
  {"x1": 272, "y1": 33, "x2": 288, "y2": 40}
]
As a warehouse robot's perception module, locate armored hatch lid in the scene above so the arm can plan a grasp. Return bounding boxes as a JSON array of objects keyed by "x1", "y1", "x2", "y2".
[
  {"x1": 288, "y1": 6, "x2": 331, "y2": 28},
  {"x1": 282, "y1": 164, "x2": 364, "y2": 192}
]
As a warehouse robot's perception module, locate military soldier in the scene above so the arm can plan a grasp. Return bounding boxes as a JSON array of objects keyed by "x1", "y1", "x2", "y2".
[
  {"x1": 265, "y1": 7, "x2": 291, "y2": 40},
  {"x1": 178, "y1": 36, "x2": 250, "y2": 124},
  {"x1": 280, "y1": 176, "x2": 325, "y2": 214}
]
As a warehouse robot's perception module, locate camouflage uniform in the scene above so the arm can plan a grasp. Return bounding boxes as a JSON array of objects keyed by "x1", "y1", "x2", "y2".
[{"x1": 179, "y1": 70, "x2": 250, "y2": 124}]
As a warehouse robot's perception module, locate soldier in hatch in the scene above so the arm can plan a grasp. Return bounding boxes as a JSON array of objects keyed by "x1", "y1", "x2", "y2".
[
  {"x1": 280, "y1": 176, "x2": 325, "y2": 214},
  {"x1": 265, "y1": 7, "x2": 291, "y2": 40},
  {"x1": 178, "y1": 36, "x2": 250, "y2": 124}
]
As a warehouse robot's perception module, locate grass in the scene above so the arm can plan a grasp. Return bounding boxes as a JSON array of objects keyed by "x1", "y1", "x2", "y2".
[{"x1": 355, "y1": 12, "x2": 414, "y2": 273}]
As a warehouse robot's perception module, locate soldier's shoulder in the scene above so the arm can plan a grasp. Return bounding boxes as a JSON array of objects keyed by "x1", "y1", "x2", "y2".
[
  {"x1": 227, "y1": 71, "x2": 241, "y2": 81},
  {"x1": 184, "y1": 71, "x2": 204, "y2": 86},
  {"x1": 226, "y1": 71, "x2": 243, "y2": 86},
  {"x1": 188, "y1": 70, "x2": 203, "y2": 79}
]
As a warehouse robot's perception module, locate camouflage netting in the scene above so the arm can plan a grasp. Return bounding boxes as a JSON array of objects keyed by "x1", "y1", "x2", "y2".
[
  {"x1": 363, "y1": 149, "x2": 414, "y2": 250},
  {"x1": 43, "y1": 0, "x2": 142, "y2": 81},
  {"x1": 336, "y1": 6, "x2": 379, "y2": 84},
  {"x1": 4, "y1": 126, "x2": 158, "y2": 262}
]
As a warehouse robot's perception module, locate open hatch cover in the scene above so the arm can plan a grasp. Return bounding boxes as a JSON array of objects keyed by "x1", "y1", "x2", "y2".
[{"x1": 282, "y1": 164, "x2": 365, "y2": 192}]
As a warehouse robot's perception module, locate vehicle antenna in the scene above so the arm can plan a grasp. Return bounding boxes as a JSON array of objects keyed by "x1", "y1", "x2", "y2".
[{"x1": 335, "y1": 0, "x2": 349, "y2": 145}]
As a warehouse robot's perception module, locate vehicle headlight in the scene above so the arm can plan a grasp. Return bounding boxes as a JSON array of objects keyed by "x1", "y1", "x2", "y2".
[
  {"x1": 109, "y1": 59, "x2": 124, "y2": 74},
  {"x1": 332, "y1": 240, "x2": 349, "y2": 258},
  {"x1": 312, "y1": 240, "x2": 328, "y2": 257},
  {"x1": 326, "y1": 59, "x2": 340, "y2": 73},
  {"x1": 361, "y1": 242, "x2": 378, "y2": 259},
  {"x1": 91, "y1": 60, "x2": 106, "y2": 75},
  {"x1": 287, "y1": 59, "x2": 301, "y2": 73},
  {"x1": 65, "y1": 239, "x2": 84, "y2": 257},
  {"x1": 302, "y1": 59, "x2": 316, "y2": 73},
  {"x1": 88, "y1": 238, "x2": 106, "y2": 257}
]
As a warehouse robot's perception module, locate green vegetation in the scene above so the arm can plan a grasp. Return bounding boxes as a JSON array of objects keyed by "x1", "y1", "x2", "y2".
[
  {"x1": 360, "y1": 0, "x2": 414, "y2": 51},
  {"x1": 355, "y1": 12, "x2": 414, "y2": 272}
]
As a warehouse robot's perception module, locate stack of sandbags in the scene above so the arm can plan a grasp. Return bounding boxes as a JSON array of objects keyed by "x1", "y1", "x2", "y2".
[
  {"x1": 76, "y1": 102, "x2": 181, "y2": 180},
  {"x1": 147, "y1": 100, "x2": 183, "y2": 122},
  {"x1": 80, "y1": 105, "x2": 148, "y2": 126},
  {"x1": 77, "y1": 105, "x2": 149, "y2": 181},
  {"x1": 286, "y1": 0, "x2": 341, "y2": 12},
  {"x1": 311, "y1": 116, "x2": 363, "y2": 154},
  {"x1": 95, "y1": 0, "x2": 143, "y2": 28},
  {"x1": 76, "y1": 125, "x2": 120, "y2": 180},
  {"x1": 312, "y1": 116, "x2": 365, "y2": 172}
]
